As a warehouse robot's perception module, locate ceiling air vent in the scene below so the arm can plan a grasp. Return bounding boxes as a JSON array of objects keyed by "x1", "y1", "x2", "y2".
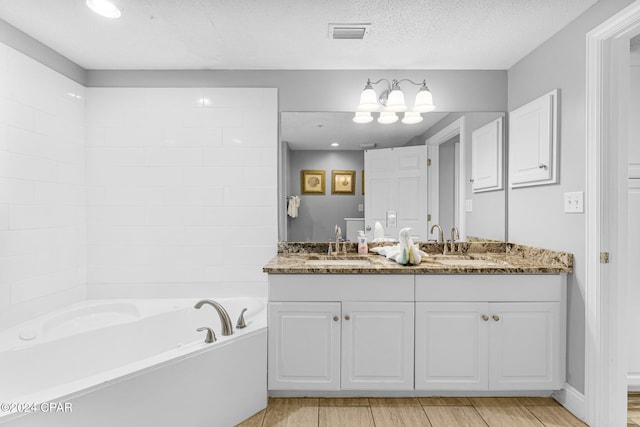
[{"x1": 328, "y1": 23, "x2": 371, "y2": 40}]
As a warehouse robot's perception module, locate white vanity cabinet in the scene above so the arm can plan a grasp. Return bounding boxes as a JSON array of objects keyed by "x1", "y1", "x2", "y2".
[
  {"x1": 268, "y1": 275, "x2": 414, "y2": 391},
  {"x1": 415, "y1": 275, "x2": 566, "y2": 391}
]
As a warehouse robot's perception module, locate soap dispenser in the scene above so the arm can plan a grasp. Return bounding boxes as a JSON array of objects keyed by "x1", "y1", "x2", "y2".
[{"x1": 357, "y1": 231, "x2": 368, "y2": 254}]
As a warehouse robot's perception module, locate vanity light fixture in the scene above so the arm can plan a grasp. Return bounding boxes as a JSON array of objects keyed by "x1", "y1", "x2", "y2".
[
  {"x1": 86, "y1": 0, "x2": 121, "y2": 18},
  {"x1": 353, "y1": 78, "x2": 435, "y2": 124}
]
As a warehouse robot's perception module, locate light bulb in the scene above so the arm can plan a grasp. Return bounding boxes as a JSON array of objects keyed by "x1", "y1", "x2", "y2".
[
  {"x1": 357, "y1": 83, "x2": 379, "y2": 112},
  {"x1": 385, "y1": 86, "x2": 407, "y2": 112},
  {"x1": 414, "y1": 85, "x2": 435, "y2": 112},
  {"x1": 401, "y1": 112, "x2": 423, "y2": 124},
  {"x1": 352, "y1": 112, "x2": 374, "y2": 124},
  {"x1": 377, "y1": 112, "x2": 398, "y2": 124}
]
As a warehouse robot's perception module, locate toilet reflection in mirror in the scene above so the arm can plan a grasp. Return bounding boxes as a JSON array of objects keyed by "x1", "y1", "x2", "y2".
[{"x1": 279, "y1": 111, "x2": 506, "y2": 243}]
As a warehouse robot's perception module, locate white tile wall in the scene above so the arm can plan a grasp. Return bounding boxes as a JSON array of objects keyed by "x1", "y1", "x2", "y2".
[
  {"x1": 0, "y1": 42, "x2": 87, "y2": 328},
  {"x1": 86, "y1": 88, "x2": 278, "y2": 295}
]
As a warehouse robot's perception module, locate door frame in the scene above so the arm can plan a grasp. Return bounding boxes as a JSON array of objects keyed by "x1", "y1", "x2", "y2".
[
  {"x1": 585, "y1": 2, "x2": 640, "y2": 425},
  {"x1": 425, "y1": 117, "x2": 466, "y2": 240}
]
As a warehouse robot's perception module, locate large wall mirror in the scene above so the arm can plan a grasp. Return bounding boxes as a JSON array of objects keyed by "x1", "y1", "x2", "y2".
[{"x1": 279, "y1": 111, "x2": 506, "y2": 243}]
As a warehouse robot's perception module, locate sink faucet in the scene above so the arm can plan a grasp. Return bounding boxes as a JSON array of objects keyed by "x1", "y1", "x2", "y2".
[
  {"x1": 430, "y1": 224, "x2": 446, "y2": 255},
  {"x1": 334, "y1": 225, "x2": 341, "y2": 255},
  {"x1": 194, "y1": 299, "x2": 233, "y2": 336},
  {"x1": 450, "y1": 227, "x2": 460, "y2": 253}
]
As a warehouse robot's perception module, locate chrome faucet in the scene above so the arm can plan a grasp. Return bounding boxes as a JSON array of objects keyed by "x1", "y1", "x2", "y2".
[
  {"x1": 327, "y1": 224, "x2": 342, "y2": 255},
  {"x1": 450, "y1": 227, "x2": 460, "y2": 253},
  {"x1": 430, "y1": 224, "x2": 446, "y2": 255},
  {"x1": 194, "y1": 299, "x2": 233, "y2": 336}
]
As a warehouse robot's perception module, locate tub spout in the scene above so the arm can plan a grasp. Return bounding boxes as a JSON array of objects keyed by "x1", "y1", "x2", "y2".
[{"x1": 194, "y1": 300, "x2": 233, "y2": 336}]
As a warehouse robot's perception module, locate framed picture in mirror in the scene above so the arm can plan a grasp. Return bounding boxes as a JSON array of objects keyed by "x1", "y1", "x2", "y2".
[
  {"x1": 331, "y1": 170, "x2": 355, "y2": 195},
  {"x1": 301, "y1": 170, "x2": 325, "y2": 195}
]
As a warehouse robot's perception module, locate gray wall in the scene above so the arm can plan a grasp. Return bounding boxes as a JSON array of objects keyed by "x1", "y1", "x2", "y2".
[
  {"x1": 0, "y1": 19, "x2": 86, "y2": 84},
  {"x1": 507, "y1": 0, "x2": 636, "y2": 394},
  {"x1": 86, "y1": 70, "x2": 507, "y2": 113},
  {"x1": 288, "y1": 151, "x2": 364, "y2": 242}
]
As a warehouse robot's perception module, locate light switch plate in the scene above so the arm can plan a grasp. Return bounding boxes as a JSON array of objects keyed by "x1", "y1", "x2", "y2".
[
  {"x1": 465, "y1": 200, "x2": 473, "y2": 212},
  {"x1": 564, "y1": 191, "x2": 584, "y2": 213}
]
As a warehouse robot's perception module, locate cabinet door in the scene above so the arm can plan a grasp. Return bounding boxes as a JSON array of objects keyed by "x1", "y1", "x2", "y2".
[
  {"x1": 341, "y1": 302, "x2": 414, "y2": 390},
  {"x1": 509, "y1": 90, "x2": 558, "y2": 187},
  {"x1": 471, "y1": 117, "x2": 503, "y2": 192},
  {"x1": 415, "y1": 302, "x2": 489, "y2": 390},
  {"x1": 489, "y1": 302, "x2": 564, "y2": 390},
  {"x1": 268, "y1": 302, "x2": 341, "y2": 390}
]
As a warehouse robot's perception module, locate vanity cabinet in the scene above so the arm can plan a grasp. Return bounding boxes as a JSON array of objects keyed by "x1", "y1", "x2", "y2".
[
  {"x1": 415, "y1": 275, "x2": 566, "y2": 391},
  {"x1": 267, "y1": 273, "x2": 566, "y2": 394},
  {"x1": 268, "y1": 275, "x2": 415, "y2": 391}
]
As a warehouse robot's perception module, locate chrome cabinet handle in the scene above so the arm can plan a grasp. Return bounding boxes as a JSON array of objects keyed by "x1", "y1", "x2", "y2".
[
  {"x1": 492, "y1": 315, "x2": 500, "y2": 321},
  {"x1": 538, "y1": 164, "x2": 547, "y2": 169},
  {"x1": 365, "y1": 226, "x2": 371, "y2": 231},
  {"x1": 344, "y1": 315, "x2": 351, "y2": 320},
  {"x1": 481, "y1": 314, "x2": 489, "y2": 321},
  {"x1": 469, "y1": 178, "x2": 475, "y2": 183},
  {"x1": 333, "y1": 315, "x2": 339, "y2": 322}
]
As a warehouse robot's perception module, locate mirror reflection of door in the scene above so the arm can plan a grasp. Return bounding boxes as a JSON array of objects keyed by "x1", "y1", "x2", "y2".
[{"x1": 364, "y1": 146, "x2": 428, "y2": 241}]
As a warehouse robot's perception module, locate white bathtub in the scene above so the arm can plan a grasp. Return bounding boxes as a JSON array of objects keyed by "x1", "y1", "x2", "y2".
[{"x1": 0, "y1": 298, "x2": 267, "y2": 427}]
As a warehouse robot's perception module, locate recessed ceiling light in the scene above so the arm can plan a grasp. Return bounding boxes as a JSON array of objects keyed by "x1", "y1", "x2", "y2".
[
  {"x1": 86, "y1": 0, "x2": 121, "y2": 19},
  {"x1": 330, "y1": 142, "x2": 340, "y2": 147}
]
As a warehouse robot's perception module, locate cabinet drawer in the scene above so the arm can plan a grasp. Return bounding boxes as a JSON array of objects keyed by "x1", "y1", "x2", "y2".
[
  {"x1": 415, "y1": 274, "x2": 566, "y2": 302},
  {"x1": 269, "y1": 274, "x2": 414, "y2": 301}
]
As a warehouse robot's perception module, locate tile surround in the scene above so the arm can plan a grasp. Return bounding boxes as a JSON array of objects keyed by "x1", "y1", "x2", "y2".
[{"x1": 0, "y1": 42, "x2": 86, "y2": 328}]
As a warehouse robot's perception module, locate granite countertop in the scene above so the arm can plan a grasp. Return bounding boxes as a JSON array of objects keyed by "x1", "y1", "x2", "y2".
[{"x1": 263, "y1": 242, "x2": 573, "y2": 275}]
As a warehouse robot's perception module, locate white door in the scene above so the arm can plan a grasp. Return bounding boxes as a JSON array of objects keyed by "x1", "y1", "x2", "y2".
[
  {"x1": 415, "y1": 302, "x2": 489, "y2": 390},
  {"x1": 268, "y1": 302, "x2": 341, "y2": 390},
  {"x1": 341, "y1": 302, "x2": 414, "y2": 390},
  {"x1": 629, "y1": 179, "x2": 640, "y2": 385},
  {"x1": 364, "y1": 146, "x2": 428, "y2": 241},
  {"x1": 488, "y1": 302, "x2": 563, "y2": 390}
]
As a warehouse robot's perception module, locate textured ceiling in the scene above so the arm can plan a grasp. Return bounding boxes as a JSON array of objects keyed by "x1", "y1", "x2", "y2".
[
  {"x1": 0, "y1": 0, "x2": 597, "y2": 70},
  {"x1": 282, "y1": 112, "x2": 449, "y2": 150}
]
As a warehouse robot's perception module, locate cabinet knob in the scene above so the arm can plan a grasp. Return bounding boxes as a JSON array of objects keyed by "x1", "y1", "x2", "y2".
[
  {"x1": 333, "y1": 315, "x2": 339, "y2": 322},
  {"x1": 481, "y1": 314, "x2": 489, "y2": 321},
  {"x1": 492, "y1": 315, "x2": 500, "y2": 321},
  {"x1": 538, "y1": 164, "x2": 547, "y2": 169},
  {"x1": 469, "y1": 178, "x2": 475, "y2": 183},
  {"x1": 365, "y1": 226, "x2": 371, "y2": 231},
  {"x1": 344, "y1": 315, "x2": 351, "y2": 321}
]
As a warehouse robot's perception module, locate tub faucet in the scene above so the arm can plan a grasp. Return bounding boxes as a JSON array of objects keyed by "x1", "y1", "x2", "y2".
[
  {"x1": 430, "y1": 224, "x2": 446, "y2": 255},
  {"x1": 194, "y1": 300, "x2": 233, "y2": 336}
]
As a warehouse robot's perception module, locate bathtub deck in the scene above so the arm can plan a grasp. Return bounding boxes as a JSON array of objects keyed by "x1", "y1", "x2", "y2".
[{"x1": 235, "y1": 396, "x2": 587, "y2": 427}]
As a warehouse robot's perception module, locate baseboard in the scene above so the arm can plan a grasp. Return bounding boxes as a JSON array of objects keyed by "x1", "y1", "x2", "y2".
[{"x1": 553, "y1": 383, "x2": 586, "y2": 423}]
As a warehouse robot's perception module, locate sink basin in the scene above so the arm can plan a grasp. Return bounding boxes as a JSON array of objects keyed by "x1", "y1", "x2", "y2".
[
  {"x1": 424, "y1": 255, "x2": 504, "y2": 266},
  {"x1": 305, "y1": 259, "x2": 372, "y2": 267},
  {"x1": 432, "y1": 258, "x2": 501, "y2": 266}
]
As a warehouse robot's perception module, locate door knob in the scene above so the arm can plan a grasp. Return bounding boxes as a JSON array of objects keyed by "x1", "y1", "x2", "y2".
[
  {"x1": 344, "y1": 315, "x2": 351, "y2": 320},
  {"x1": 333, "y1": 315, "x2": 339, "y2": 322},
  {"x1": 481, "y1": 314, "x2": 489, "y2": 321},
  {"x1": 492, "y1": 315, "x2": 500, "y2": 321}
]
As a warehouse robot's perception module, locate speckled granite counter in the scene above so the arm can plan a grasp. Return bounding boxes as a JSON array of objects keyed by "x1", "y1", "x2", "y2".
[{"x1": 263, "y1": 242, "x2": 573, "y2": 274}]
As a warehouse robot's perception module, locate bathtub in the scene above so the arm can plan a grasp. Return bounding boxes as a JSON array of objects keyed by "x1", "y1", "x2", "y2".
[{"x1": 0, "y1": 298, "x2": 267, "y2": 427}]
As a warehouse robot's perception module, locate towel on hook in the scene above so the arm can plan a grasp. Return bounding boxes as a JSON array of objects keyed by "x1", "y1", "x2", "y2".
[{"x1": 287, "y1": 196, "x2": 300, "y2": 218}]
